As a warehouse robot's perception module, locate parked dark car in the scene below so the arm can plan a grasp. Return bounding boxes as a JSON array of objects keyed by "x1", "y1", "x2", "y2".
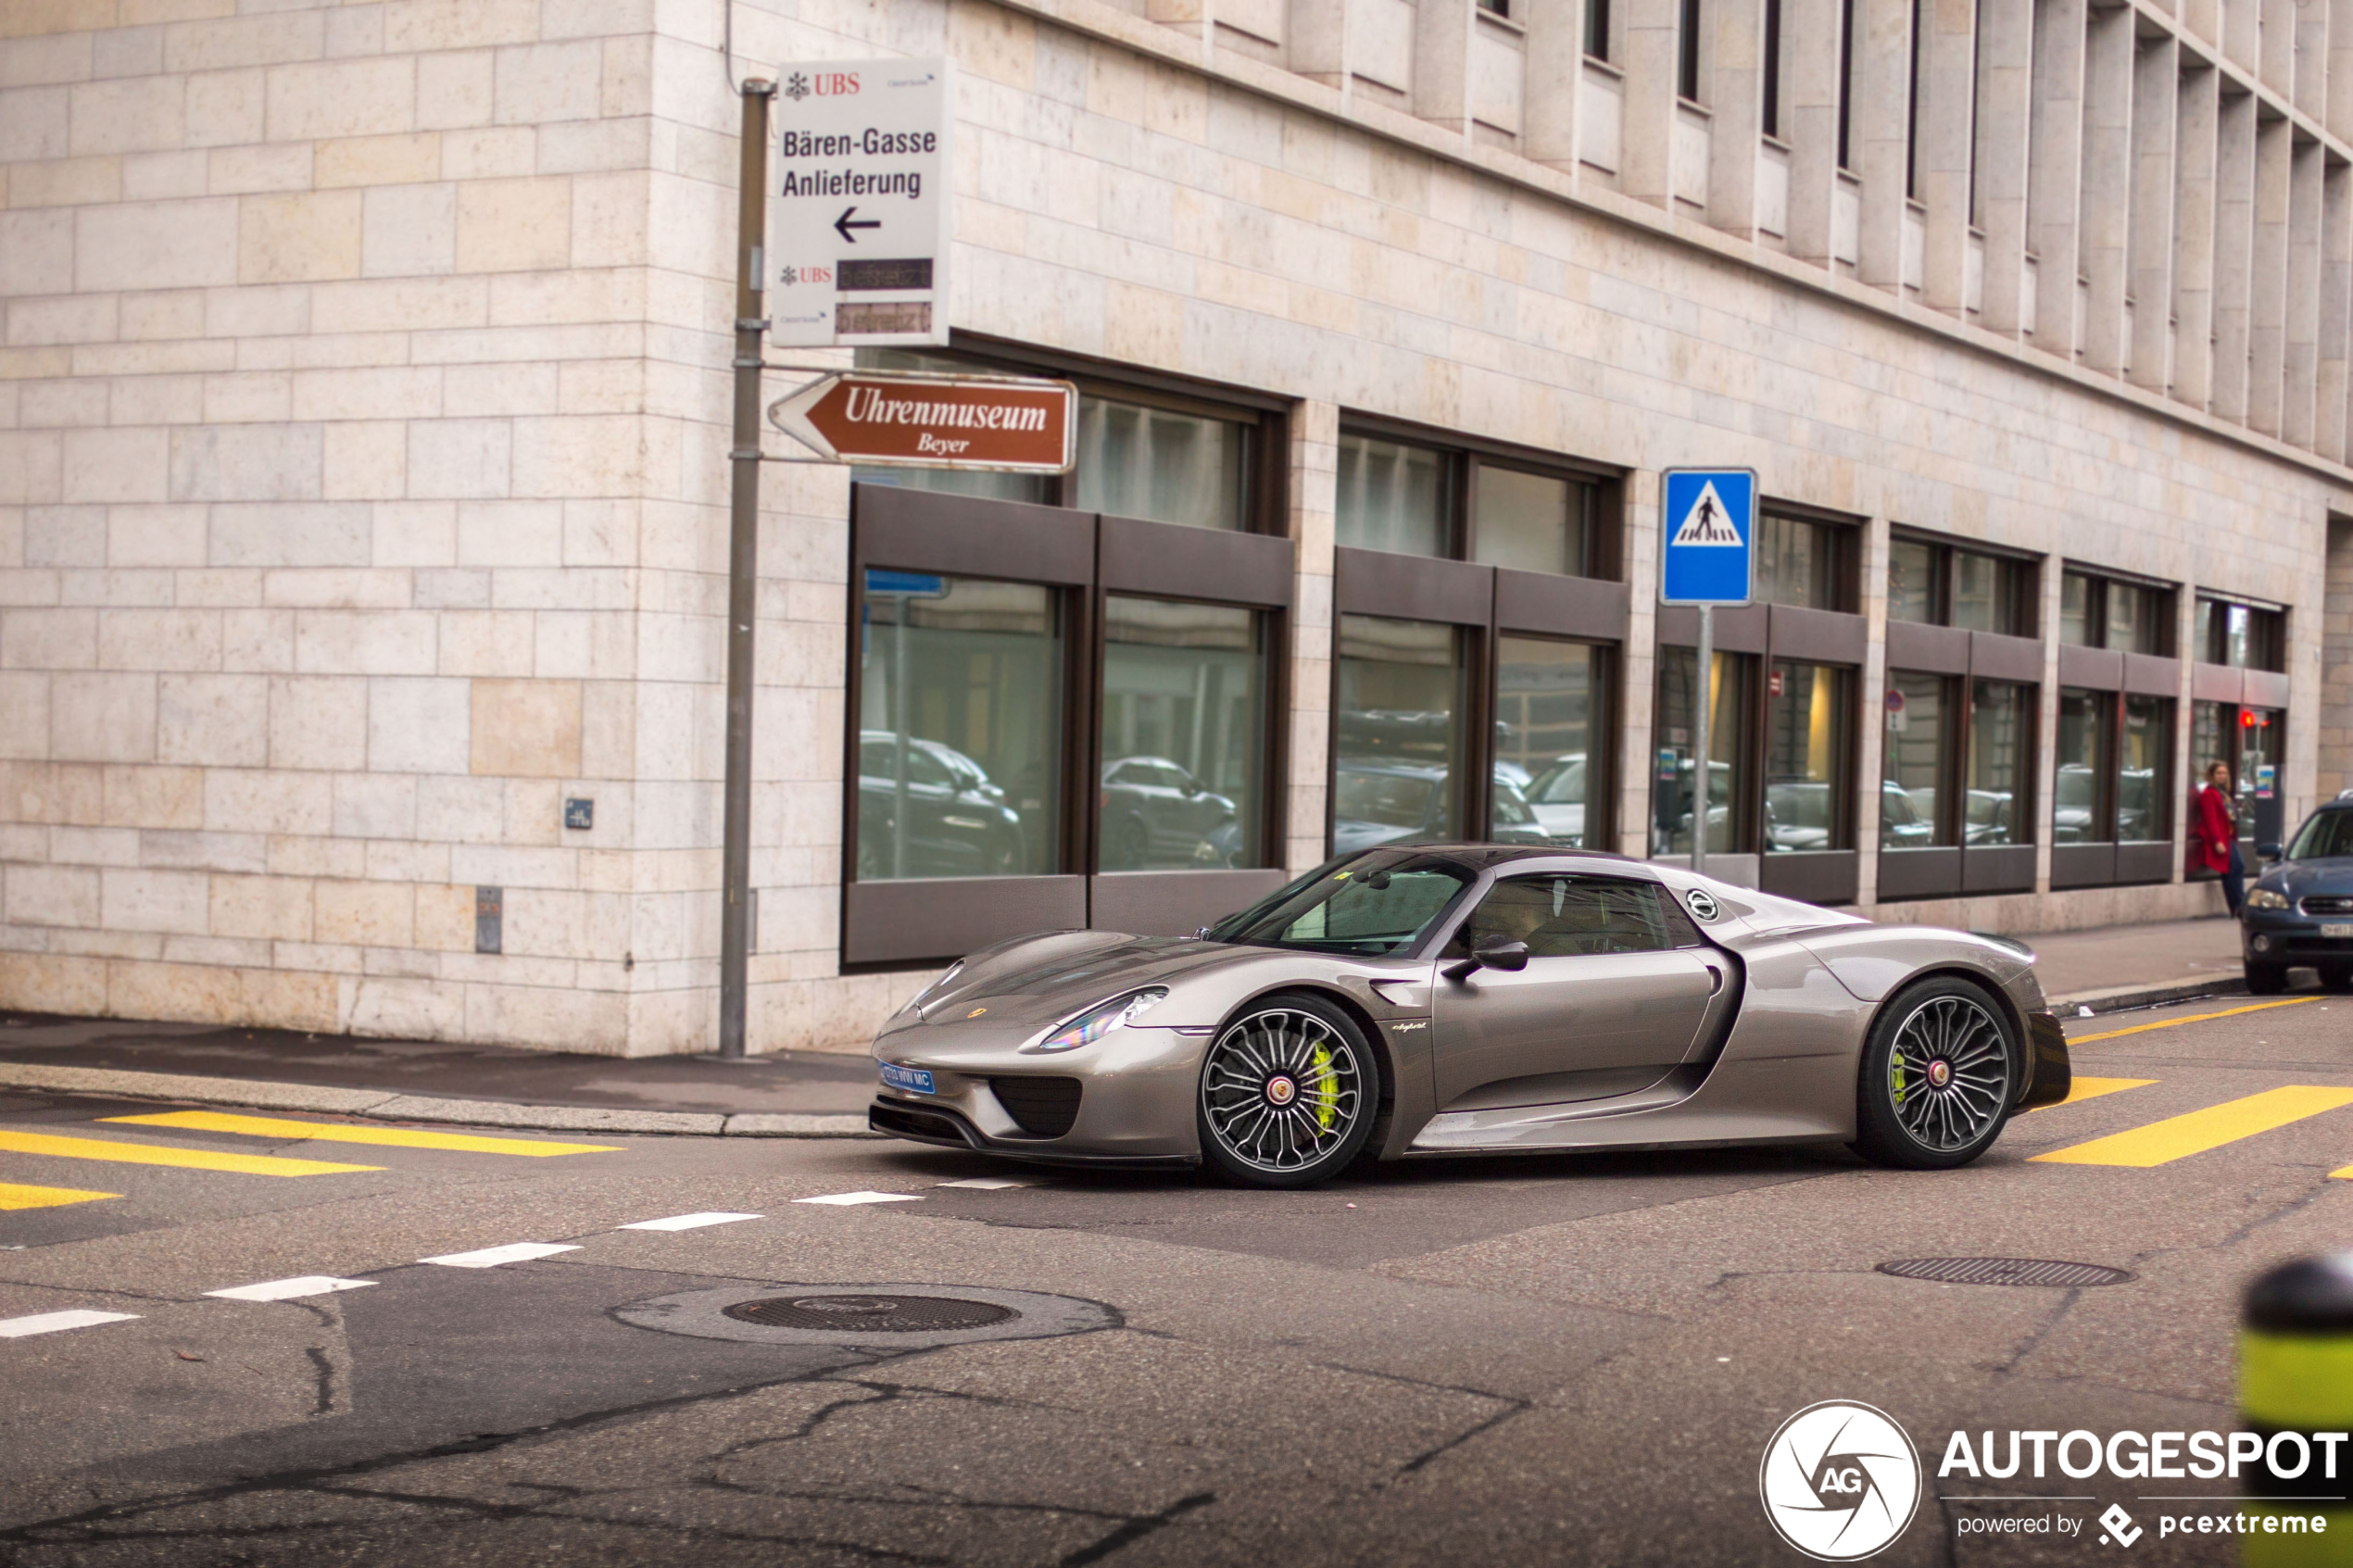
[
  {"x1": 1100, "y1": 755, "x2": 1238, "y2": 870},
  {"x1": 857, "y1": 731, "x2": 1026, "y2": 880},
  {"x1": 2240, "y1": 796, "x2": 2353, "y2": 993}
]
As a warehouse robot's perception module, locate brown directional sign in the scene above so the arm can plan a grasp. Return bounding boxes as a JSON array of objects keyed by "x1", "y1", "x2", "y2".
[{"x1": 767, "y1": 372, "x2": 1076, "y2": 471}]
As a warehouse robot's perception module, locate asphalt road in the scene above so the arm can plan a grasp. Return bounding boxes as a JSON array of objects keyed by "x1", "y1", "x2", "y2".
[{"x1": 2, "y1": 995, "x2": 2350, "y2": 1566}]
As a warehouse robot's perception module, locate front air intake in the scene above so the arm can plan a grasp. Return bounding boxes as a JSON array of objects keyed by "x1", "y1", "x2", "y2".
[{"x1": 989, "y1": 1076, "x2": 1082, "y2": 1138}]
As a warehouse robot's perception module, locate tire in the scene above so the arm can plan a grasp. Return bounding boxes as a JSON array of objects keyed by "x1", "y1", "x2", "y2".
[
  {"x1": 2246, "y1": 961, "x2": 2289, "y2": 996},
  {"x1": 1197, "y1": 991, "x2": 1380, "y2": 1188},
  {"x1": 1853, "y1": 977, "x2": 2019, "y2": 1171},
  {"x1": 1115, "y1": 816, "x2": 1151, "y2": 871}
]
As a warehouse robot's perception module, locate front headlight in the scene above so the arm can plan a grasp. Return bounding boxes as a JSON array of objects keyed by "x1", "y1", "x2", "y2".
[
  {"x1": 1034, "y1": 988, "x2": 1168, "y2": 1052},
  {"x1": 2246, "y1": 888, "x2": 2292, "y2": 910}
]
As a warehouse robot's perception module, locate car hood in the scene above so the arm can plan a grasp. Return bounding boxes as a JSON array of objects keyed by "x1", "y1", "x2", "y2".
[
  {"x1": 2257, "y1": 857, "x2": 2353, "y2": 898},
  {"x1": 911, "y1": 929, "x2": 1253, "y2": 1035}
]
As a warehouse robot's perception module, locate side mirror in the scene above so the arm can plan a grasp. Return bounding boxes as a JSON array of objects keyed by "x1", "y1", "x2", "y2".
[
  {"x1": 1443, "y1": 935, "x2": 1529, "y2": 982},
  {"x1": 2259, "y1": 842, "x2": 2283, "y2": 860}
]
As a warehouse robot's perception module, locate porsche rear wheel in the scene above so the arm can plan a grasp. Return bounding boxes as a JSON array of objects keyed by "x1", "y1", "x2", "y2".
[
  {"x1": 1854, "y1": 979, "x2": 2017, "y2": 1170},
  {"x1": 1197, "y1": 993, "x2": 1377, "y2": 1188}
]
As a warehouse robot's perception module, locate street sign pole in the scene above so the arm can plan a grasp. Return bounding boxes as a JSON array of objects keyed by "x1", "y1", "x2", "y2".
[
  {"x1": 1693, "y1": 603, "x2": 1712, "y2": 879},
  {"x1": 1658, "y1": 468, "x2": 1755, "y2": 884},
  {"x1": 720, "y1": 79, "x2": 774, "y2": 1063}
]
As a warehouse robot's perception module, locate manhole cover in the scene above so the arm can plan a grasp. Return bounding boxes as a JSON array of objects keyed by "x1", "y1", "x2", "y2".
[
  {"x1": 724, "y1": 1293, "x2": 1016, "y2": 1332},
  {"x1": 1879, "y1": 1257, "x2": 2134, "y2": 1288},
  {"x1": 617, "y1": 1282, "x2": 1117, "y2": 1349}
]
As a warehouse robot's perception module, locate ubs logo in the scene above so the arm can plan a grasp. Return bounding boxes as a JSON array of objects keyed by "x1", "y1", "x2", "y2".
[{"x1": 1759, "y1": 1401, "x2": 1921, "y2": 1561}]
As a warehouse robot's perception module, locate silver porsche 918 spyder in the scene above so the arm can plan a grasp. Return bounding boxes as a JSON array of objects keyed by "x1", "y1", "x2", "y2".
[{"x1": 867, "y1": 846, "x2": 2071, "y2": 1188}]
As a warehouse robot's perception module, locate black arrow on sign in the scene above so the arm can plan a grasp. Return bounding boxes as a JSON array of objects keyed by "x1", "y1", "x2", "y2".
[{"x1": 834, "y1": 207, "x2": 881, "y2": 244}]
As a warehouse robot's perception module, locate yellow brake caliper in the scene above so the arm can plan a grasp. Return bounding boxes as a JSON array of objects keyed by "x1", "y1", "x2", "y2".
[
  {"x1": 1308, "y1": 1045, "x2": 1339, "y2": 1132},
  {"x1": 1891, "y1": 1058, "x2": 1907, "y2": 1109}
]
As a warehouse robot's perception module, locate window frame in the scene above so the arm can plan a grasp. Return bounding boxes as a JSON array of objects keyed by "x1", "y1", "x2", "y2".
[
  {"x1": 2061, "y1": 565, "x2": 2177, "y2": 655},
  {"x1": 2197, "y1": 595, "x2": 2288, "y2": 672},
  {"x1": 1336, "y1": 414, "x2": 1627, "y2": 583},
  {"x1": 1886, "y1": 528, "x2": 2040, "y2": 637}
]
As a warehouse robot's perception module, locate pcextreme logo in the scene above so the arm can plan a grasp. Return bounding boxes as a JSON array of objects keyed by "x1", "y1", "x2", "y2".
[{"x1": 1760, "y1": 1401, "x2": 1924, "y2": 1561}]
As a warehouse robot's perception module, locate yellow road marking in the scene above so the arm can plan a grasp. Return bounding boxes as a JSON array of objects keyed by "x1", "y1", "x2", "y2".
[
  {"x1": 101, "y1": 1110, "x2": 622, "y2": 1159},
  {"x1": 0, "y1": 1130, "x2": 380, "y2": 1177},
  {"x1": 2069, "y1": 997, "x2": 2318, "y2": 1044},
  {"x1": 2031, "y1": 1086, "x2": 2353, "y2": 1168},
  {"x1": 0, "y1": 1182, "x2": 120, "y2": 1210},
  {"x1": 2033, "y1": 1076, "x2": 2157, "y2": 1110}
]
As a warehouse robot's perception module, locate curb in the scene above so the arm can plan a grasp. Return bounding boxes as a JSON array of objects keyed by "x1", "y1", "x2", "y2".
[
  {"x1": 0, "y1": 1062, "x2": 879, "y2": 1139},
  {"x1": 2046, "y1": 975, "x2": 2249, "y2": 1017}
]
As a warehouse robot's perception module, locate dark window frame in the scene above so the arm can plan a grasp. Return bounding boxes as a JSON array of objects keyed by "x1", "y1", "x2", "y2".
[
  {"x1": 2197, "y1": 594, "x2": 2287, "y2": 672},
  {"x1": 1337, "y1": 413, "x2": 1627, "y2": 583},
  {"x1": 1755, "y1": 508, "x2": 1862, "y2": 614},
  {"x1": 2061, "y1": 565, "x2": 2177, "y2": 655},
  {"x1": 1886, "y1": 529, "x2": 2040, "y2": 637}
]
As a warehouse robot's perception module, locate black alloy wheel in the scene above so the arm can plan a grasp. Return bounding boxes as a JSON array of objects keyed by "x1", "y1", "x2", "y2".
[{"x1": 1853, "y1": 977, "x2": 2018, "y2": 1170}]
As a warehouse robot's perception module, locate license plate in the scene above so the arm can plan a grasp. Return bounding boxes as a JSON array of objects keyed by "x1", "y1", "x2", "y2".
[
  {"x1": 879, "y1": 1063, "x2": 935, "y2": 1095},
  {"x1": 2322, "y1": 924, "x2": 2353, "y2": 939}
]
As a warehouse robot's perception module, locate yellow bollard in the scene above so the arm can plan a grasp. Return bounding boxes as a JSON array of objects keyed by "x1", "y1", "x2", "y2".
[{"x1": 2242, "y1": 1255, "x2": 2353, "y2": 1566}]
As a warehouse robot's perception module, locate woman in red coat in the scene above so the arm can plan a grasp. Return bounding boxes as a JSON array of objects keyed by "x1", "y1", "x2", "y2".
[{"x1": 2192, "y1": 761, "x2": 2244, "y2": 915}]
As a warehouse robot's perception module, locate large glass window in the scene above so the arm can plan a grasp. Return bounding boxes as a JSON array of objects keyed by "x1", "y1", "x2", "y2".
[
  {"x1": 1887, "y1": 538, "x2": 1938, "y2": 625},
  {"x1": 858, "y1": 572, "x2": 1062, "y2": 880},
  {"x1": 2060, "y1": 572, "x2": 2095, "y2": 646},
  {"x1": 2118, "y1": 695, "x2": 2171, "y2": 843},
  {"x1": 1495, "y1": 636, "x2": 1607, "y2": 848},
  {"x1": 2106, "y1": 583, "x2": 2158, "y2": 655},
  {"x1": 2193, "y1": 702, "x2": 2282, "y2": 839},
  {"x1": 2200, "y1": 598, "x2": 2286, "y2": 671},
  {"x1": 1475, "y1": 467, "x2": 1592, "y2": 578},
  {"x1": 1651, "y1": 646, "x2": 1754, "y2": 857},
  {"x1": 1881, "y1": 671, "x2": 1948, "y2": 847},
  {"x1": 1765, "y1": 661, "x2": 1852, "y2": 852},
  {"x1": 1754, "y1": 514, "x2": 1842, "y2": 609},
  {"x1": 1334, "y1": 615, "x2": 1466, "y2": 855},
  {"x1": 2063, "y1": 570, "x2": 2174, "y2": 653},
  {"x1": 2054, "y1": 687, "x2": 2110, "y2": 843},
  {"x1": 1099, "y1": 597, "x2": 1265, "y2": 872},
  {"x1": 1337, "y1": 436, "x2": 1447, "y2": 557},
  {"x1": 1967, "y1": 680, "x2": 2032, "y2": 846},
  {"x1": 1074, "y1": 398, "x2": 1247, "y2": 531}
]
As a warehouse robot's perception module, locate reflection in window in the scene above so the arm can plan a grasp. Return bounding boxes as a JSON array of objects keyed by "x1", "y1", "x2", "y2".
[
  {"x1": 1495, "y1": 636, "x2": 1605, "y2": 847},
  {"x1": 1333, "y1": 615, "x2": 1466, "y2": 855},
  {"x1": 2119, "y1": 695, "x2": 2171, "y2": 843},
  {"x1": 1952, "y1": 552, "x2": 2024, "y2": 633},
  {"x1": 2202, "y1": 599, "x2": 2285, "y2": 671},
  {"x1": 2054, "y1": 687, "x2": 2108, "y2": 843},
  {"x1": 1766, "y1": 661, "x2": 1851, "y2": 853},
  {"x1": 1881, "y1": 671, "x2": 1949, "y2": 848},
  {"x1": 1209, "y1": 851, "x2": 1471, "y2": 955},
  {"x1": 1887, "y1": 538, "x2": 1937, "y2": 624},
  {"x1": 857, "y1": 572, "x2": 1061, "y2": 880},
  {"x1": 1075, "y1": 398, "x2": 1246, "y2": 530},
  {"x1": 2060, "y1": 572, "x2": 2094, "y2": 646},
  {"x1": 2240, "y1": 708, "x2": 2283, "y2": 833},
  {"x1": 2106, "y1": 583, "x2": 2153, "y2": 654},
  {"x1": 1754, "y1": 514, "x2": 1839, "y2": 609},
  {"x1": 1099, "y1": 597, "x2": 1265, "y2": 872},
  {"x1": 1475, "y1": 468, "x2": 1592, "y2": 577},
  {"x1": 1968, "y1": 680, "x2": 2032, "y2": 847},
  {"x1": 1337, "y1": 436, "x2": 1446, "y2": 557},
  {"x1": 1651, "y1": 646, "x2": 1753, "y2": 856}
]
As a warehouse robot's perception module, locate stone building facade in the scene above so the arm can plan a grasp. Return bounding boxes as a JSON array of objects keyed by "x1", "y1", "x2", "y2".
[{"x1": 1, "y1": 0, "x2": 2347, "y2": 1056}]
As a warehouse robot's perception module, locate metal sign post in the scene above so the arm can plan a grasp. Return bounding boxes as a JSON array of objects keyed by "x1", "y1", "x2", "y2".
[
  {"x1": 719, "y1": 79, "x2": 775, "y2": 1062},
  {"x1": 1658, "y1": 469, "x2": 1757, "y2": 880}
]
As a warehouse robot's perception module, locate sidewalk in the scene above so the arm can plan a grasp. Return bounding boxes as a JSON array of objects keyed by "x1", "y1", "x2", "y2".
[{"x1": 0, "y1": 915, "x2": 2254, "y2": 1135}]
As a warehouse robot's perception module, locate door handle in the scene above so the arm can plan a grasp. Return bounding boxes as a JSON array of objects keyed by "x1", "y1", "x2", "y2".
[{"x1": 1703, "y1": 963, "x2": 1725, "y2": 995}]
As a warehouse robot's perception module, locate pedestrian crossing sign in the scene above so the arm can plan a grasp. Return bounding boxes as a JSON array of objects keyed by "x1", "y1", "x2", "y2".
[{"x1": 1660, "y1": 469, "x2": 1755, "y2": 605}]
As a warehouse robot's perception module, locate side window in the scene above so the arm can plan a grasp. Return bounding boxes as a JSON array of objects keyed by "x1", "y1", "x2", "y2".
[{"x1": 1447, "y1": 876, "x2": 1680, "y2": 958}]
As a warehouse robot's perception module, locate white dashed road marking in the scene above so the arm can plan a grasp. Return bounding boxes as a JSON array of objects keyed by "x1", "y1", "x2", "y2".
[
  {"x1": 619, "y1": 1212, "x2": 763, "y2": 1232},
  {"x1": 206, "y1": 1276, "x2": 377, "y2": 1302},
  {"x1": 420, "y1": 1243, "x2": 581, "y2": 1268},
  {"x1": 0, "y1": 1309, "x2": 140, "y2": 1338},
  {"x1": 793, "y1": 1191, "x2": 923, "y2": 1206},
  {"x1": 935, "y1": 1178, "x2": 1030, "y2": 1190}
]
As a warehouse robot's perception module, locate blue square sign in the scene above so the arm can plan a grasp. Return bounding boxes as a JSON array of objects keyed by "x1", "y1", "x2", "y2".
[{"x1": 1659, "y1": 469, "x2": 1755, "y2": 606}]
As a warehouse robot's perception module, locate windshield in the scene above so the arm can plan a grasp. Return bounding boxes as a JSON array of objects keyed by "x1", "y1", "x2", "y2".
[
  {"x1": 1206, "y1": 850, "x2": 1474, "y2": 956},
  {"x1": 2289, "y1": 809, "x2": 2353, "y2": 860}
]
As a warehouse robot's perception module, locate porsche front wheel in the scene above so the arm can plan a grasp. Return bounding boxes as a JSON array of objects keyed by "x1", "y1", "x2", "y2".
[
  {"x1": 1854, "y1": 979, "x2": 2017, "y2": 1170},
  {"x1": 1197, "y1": 993, "x2": 1377, "y2": 1188}
]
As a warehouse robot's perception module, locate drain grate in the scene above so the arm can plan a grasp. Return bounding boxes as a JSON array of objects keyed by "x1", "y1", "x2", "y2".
[
  {"x1": 724, "y1": 1293, "x2": 1016, "y2": 1333},
  {"x1": 1879, "y1": 1257, "x2": 2134, "y2": 1288}
]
